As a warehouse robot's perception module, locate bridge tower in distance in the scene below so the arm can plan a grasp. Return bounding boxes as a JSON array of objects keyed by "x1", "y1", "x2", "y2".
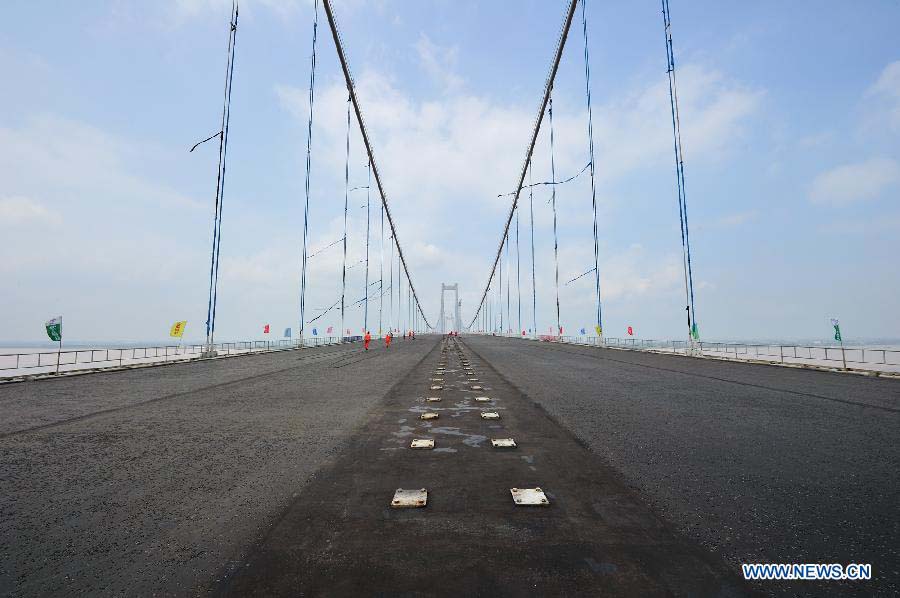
[{"x1": 438, "y1": 283, "x2": 462, "y2": 333}]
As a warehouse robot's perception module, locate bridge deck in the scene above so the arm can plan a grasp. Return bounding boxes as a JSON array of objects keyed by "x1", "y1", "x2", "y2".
[{"x1": 1, "y1": 335, "x2": 897, "y2": 596}]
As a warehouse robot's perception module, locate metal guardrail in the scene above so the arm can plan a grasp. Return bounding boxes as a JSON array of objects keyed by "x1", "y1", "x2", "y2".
[
  {"x1": 0, "y1": 336, "x2": 355, "y2": 378},
  {"x1": 477, "y1": 332, "x2": 900, "y2": 373}
]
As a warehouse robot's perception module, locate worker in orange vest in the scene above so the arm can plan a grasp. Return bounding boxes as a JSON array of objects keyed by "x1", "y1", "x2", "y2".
[
  {"x1": 364, "y1": 331, "x2": 371, "y2": 351},
  {"x1": 385, "y1": 331, "x2": 392, "y2": 349}
]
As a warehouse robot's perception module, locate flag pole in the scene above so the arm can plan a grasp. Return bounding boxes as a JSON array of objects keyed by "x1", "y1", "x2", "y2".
[{"x1": 56, "y1": 316, "x2": 62, "y2": 375}]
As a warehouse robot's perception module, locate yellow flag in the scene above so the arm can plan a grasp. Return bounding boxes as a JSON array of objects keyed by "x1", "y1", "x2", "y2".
[
  {"x1": 170, "y1": 321, "x2": 187, "y2": 338},
  {"x1": 594, "y1": 324, "x2": 602, "y2": 337}
]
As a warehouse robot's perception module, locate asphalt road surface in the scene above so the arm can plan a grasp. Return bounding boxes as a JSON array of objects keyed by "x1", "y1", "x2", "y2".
[
  {"x1": 2, "y1": 335, "x2": 896, "y2": 596},
  {"x1": 1, "y1": 339, "x2": 430, "y2": 596},
  {"x1": 462, "y1": 336, "x2": 900, "y2": 596}
]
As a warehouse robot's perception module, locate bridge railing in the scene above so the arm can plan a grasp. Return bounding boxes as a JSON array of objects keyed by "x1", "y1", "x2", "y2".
[
  {"x1": 0, "y1": 336, "x2": 352, "y2": 379},
  {"x1": 476, "y1": 332, "x2": 900, "y2": 374},
  {"x1": 564, "y1": 335, "x2": 900, "y2": 373}
]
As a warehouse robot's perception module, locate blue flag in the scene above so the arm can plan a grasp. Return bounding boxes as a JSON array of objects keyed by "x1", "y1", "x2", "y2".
[
  {"x1": 284, "y1": 327, "x2": 292, "y2": 338},
  {"x1": 312, "y1": 327, "x2": 318, "y2": 336},
  {"x1": 580, "y1": 327, "x2": 586, "y2": 335}
]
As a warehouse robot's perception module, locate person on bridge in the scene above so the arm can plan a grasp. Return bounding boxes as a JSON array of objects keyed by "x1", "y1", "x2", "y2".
[
  {"x1": 364, "y1": 331, "x2": 371, "y2": 351},
  {"x1": 385, "y1": 331, "x2": 392, "y2": 349}
]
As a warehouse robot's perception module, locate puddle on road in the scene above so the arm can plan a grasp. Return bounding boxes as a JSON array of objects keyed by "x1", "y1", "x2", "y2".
[
  {"x1": 428, "y1": 426, "x2": 488, "y2": 448},
  {"x1": 392, "y1": 425, "x2": 416, "y2": 438}
]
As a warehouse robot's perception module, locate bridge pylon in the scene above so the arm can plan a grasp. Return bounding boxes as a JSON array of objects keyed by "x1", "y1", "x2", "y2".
[{"x1": 438, "y1": 283, "x2": 462, "y2": 333}]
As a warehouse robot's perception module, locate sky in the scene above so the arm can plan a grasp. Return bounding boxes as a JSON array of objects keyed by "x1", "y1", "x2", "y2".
[{"x1": 1, "y1": 0, "x2": 898, "y2": 344}]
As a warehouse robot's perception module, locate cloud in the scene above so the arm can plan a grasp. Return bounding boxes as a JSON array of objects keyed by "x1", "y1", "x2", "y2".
[
  {"x1": 695, "y1": 210, "x2": 757, "y2": 232},
  {"x1": 273, "y1": 59, "x2": 761, "y2": 330},
  {"x1": 808, "y1": 157, "x2": 900, "y2": 205},
  {"x1": 415, "y1": 34, "x2": 463, "y2": 92},
  {"x1": 865, "y1": 60, "x2": 900, "y2": 132},
  {"x1": 0, "y1": 196, "x2": 61, "y2": 227}
]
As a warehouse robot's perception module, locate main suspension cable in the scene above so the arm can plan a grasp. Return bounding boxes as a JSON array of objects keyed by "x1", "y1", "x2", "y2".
[
  {"x1": 467, "y1": 0, "x2": 579, "y2": 329},
  {"x1": 321, "y1": 0, "x2": 432, "y2": 329}
]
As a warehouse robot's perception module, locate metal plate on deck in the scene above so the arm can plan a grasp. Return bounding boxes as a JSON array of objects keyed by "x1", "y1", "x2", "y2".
[
  {"x1": 467, "y1": 377, "x2": 479, "y2": 382},
  {"x1": 410, "y1": 439, "x2": 434, "y2": 449},
  {"x1": 491, "y1": 438, "x2": 516, "y2": 448},
  {"x1": 430, "y1": 385, "x2": 443, "y2": 390},
  {"x1": 421, "y1": 412, "x2": 439, "y2": 420},
  {"x1": 471, "y1": 385, "x2": 483, "y2": 390},
  {"x1": 474, "y1": 396, "x2": 491, "y2": 402},
  {"x1": 426, "y1": 396, "x2": 441, "y2": 402},
  {"x1": 480, "y1": 411, "x2": 500, "y2": 420},
  {"x1": 392, "y1": 488, "x2": 427, "y2": 508},
  {"x1": 510, "y1": 487, "x2": 549, "y2": 506},
  {"x1": 431, "y1": 378, "x2": 444, "y2": 382}
]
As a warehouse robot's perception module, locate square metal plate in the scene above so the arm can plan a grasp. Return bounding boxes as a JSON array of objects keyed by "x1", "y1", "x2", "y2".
[
  {"x1": 467, "y1": 377, "x2": 479, "y2": 382},
  {"x1": 474, "y1": 396, "x2": 491, "y2": 402},
  {"x1": 392, "y1": 488, "x2": 428, "y2": 508},
  {"x1": 471, "y1": 385, "x2": 483, "y2": 390},
  {"x1": 491, "y1": 438, "x2": 517, "y2": 448},
  {"x1": 410, "y1": 439, "x2": 434, "y2": 449},
  {"x1": 430, "y1": 385, "x2": 443, "y2": 390},
  {"x1": 421, "y1": 412, "x2": 439, "y2": 420},
  {"x1": 426, "y1": 396, "x2": 441, "y2": 402},
  {"x1": 431, "y1": 378, "x2": 444, "y2": 382},
  {"x1": 510, "y1": 487, "x2": 549, "y2": 506},
  {"x1": 480, "y1": 411, "x2": 500, "y2": 420}
]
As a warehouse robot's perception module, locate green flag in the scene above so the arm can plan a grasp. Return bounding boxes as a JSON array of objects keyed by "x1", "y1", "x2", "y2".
[
  {"x1": 45, "y1": 316, "x2": 62, "y2": 342},
  {"x1": 831, "y1": 319, "x2": 842, "y2": 342},
  {"x1": 690, "y1": 322, "x2": 700, "y2": 341}
]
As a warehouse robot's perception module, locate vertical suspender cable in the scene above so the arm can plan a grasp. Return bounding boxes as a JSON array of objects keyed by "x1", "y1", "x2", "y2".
[
  {"x1": 515, "y1": 204, "x2": 522, "y2": 335},
  {"x1": 379, "y1": 188, "x2": 384, "y2": 334},
  {"x1": 340, "y1": 95, "x2": 351, "y2": 342},
  {"x1": 364, "y1": 159, "x2": 371, "y2": 332},
  {"x1": 205, "y1": 1, "x2": 239, "y2": 350},
  {"x1": 548, "y1": 92, "x2": 562, "y2": 336},
  {"x1": 581, "y1": 0, "x2": 603, "y2": 335},
  {"x1": 662, "y1": 0, "x2": 698, "y2": 340},
  {"x1": 529, "y1": 162, "x2": 537, "y2": 335},
  {"x1": 505, "y1": 231, "x2": 511, "y2": 333},
  {"x1": 466, "y1": 0, "x2": 578, "y2": 329},
  {"x1": 389, "y1": 237, "x2": 394, "y2": 333},
  {"x1": 321, "y1": 0, "x2": 431, "y2": 329},
  {"x1": 498, "y1": 243, "x2": 503, "y2": 333},
  {"x1": 299, "y1": 0, "x2": 318, "y2": 342}
]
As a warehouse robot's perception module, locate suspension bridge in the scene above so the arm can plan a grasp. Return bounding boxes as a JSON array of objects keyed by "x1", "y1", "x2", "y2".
[{"x1": 1, "y1": 0, "x2": 898, "y2": 596}]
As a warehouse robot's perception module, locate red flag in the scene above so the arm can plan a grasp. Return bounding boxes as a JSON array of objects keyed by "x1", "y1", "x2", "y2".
[
  {"x1": 264, "y1": 324, "x2": 270, "y2": 334},
  {"x1": 327, "y1": 326, "x2": 333, "y2": 334},
  {"x1": 627, "y1": 326, "x2": 633, "y2": 336}
]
